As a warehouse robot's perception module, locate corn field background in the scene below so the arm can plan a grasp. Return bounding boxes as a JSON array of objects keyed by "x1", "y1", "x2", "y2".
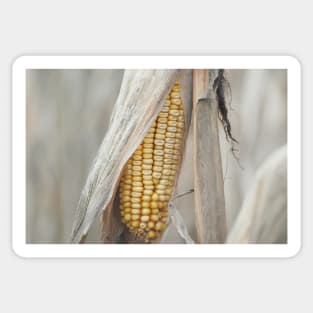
[{"x1": 26, "y1": 69, "x2": 287, "y2": 243}]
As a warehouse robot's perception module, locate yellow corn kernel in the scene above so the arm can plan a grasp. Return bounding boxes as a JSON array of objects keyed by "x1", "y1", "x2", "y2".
[
  {"x1": 123, "y1": 202, "x2": 131, "y2": 208},
  {"x1": 140, "y1": 222, "x2": 147, "y2": 229},
  {"x1": 124, "y1": 214, "x2": 131, "y2": 222},
  {"x1": 132, "y1": 186, "x2": 144, "y2": 192},
  {"x1": 158, "y1": 123, "x2": 167, "y2": 129},
  {"x1": 122, "y1": 195, "x2": 131, "y2": 202},
  {"x1": 152, "y1": 172, "x2": 162, "y2": 179},
  {"x1": 155, "y1": 133, "x2": 165, "y2": 139},
  {"x1": 142, "y1": 201, "x2": 150, "y2": 208},
  {"x1": 143, "y1": 190, "x2": 153, "y2": 195},
  {"x1": 151, "y1": 215, "x2": 160, "y2": 222},
  {"x1": 143, "y1": 159, "x2": 153, "y2": 164},
  {"x1": 153, "y1": 161, "x2": 163, "y2": 166},
  {"x1": 151, "y1": 202, "x2": 158, "y2": 209},
  {"x1": 155, "y1": 222, "x2": 166, "y2": 231},
  {"x1": 147, "y1": 221, "x2": 155, "y2": 229},
  {"x1": 156, "y1": 189, "x2": 166, "y2": 195},
  {"x1": 151, "y1": 193, "x2": 159, "y2": 201},
  {"x1": 142, "y1": 164, "x2": 152, "y2": 170},
  {"x1": 131, "y1": 203, "x2": 141, "y2": 209},
  {"x1": 143, "y1": 148, "x2": 153, "y2": 154},
  {"x1": 131, "y1": 221, "x2": 140, "y2": 228},
  {"x1": 156, "y1": 128, "x2": 166, "y2": 134},
  {"x1": 131, "y1": 215, "x2": 140, "y2": 221},
  {"x1": 144, "y1": 185, "x2": 154, "y2": 190},
  {"x1": 159, "y1": 112, "x2": 168, "y2": 118},
  {"x1": 131, "y1": 209, "x2": 141, "y2": 215},
  {"x1": 130, "y1": 197, "x2": 141, "y2": 203},
  {"x1": 165, "y1": 137, "x2": 175, "y2": 144},
  {"x1": 131, "y1": 191, "x2": 142, "y2": 197},
  {"x1": 142, "y1": 209, "x2": 151, "y2": 215},
  {"x1": 143, "y1": 143, "x2": 153, "y2": 148},
  {"x1": 158, "y1": 118, "x2": 167, "y2": 123},
  {"x1": 143, "y1": 138, "x2": 154, "y2": 144},
  {"x1": 141, "y1": 216, "x2": 150, "y2": 222},
  {"x1": 154, "y1": 139, "x2": 165, "y2": 146},
  {"x1": 148, "y1": 231, "x2": 156, "y2": 239},
  {"x1": 153, "y1": 156, "x2": 163, "y2": 162},
  {"x1": 159, "y1": 195, "x2": 170, "y2": 202}
]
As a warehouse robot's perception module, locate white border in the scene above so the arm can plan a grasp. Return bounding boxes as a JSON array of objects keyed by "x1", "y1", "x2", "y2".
[{"x1": 12, "y1": 56, "x2": 301, "y2": 258}]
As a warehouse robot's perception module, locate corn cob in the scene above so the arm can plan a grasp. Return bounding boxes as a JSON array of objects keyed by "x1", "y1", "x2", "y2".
[{"x1": 119, "y1": 81, "x2": 185, "y2": 242}]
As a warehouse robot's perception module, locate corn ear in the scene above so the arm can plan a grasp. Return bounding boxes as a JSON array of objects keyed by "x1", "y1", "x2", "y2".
[{"x1": 119, "y1": 81, "x2": 185, "y2": 241}]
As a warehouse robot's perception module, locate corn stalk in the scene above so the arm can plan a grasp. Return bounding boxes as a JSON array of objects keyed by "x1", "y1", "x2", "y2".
[{"x1": 193, "y1": 69, "x2": 227, "y2": 243}]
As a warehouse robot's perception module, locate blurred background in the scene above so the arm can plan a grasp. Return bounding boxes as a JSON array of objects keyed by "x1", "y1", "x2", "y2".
[{"x1": 26, "y1": 69, "x2": 287, "y2": 243}]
